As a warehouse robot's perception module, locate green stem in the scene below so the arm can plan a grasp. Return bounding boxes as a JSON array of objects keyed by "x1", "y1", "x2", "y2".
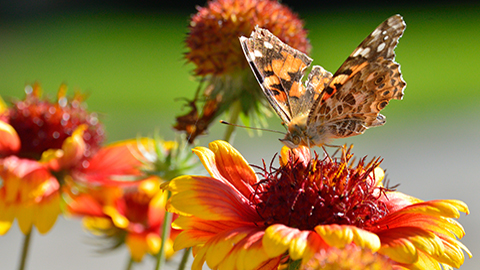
[
  {"x1": 178, "y1": 247, "x2": 191, "y2": 270},
  {"x1": 287, "y1": 259, "x2": 301, "y2": 270},
  {"x1": 125, "y1": 256, "x2": 134, "y2": 270},
  {"x1": 18, "y1": 230, "x2": 32, "y2": 270},
  {"x1": 155, "y1": 191, "x2": 173, "y2": 270},
  {"x1": 223, "y1": 100, "x2": 242, "y2": 143}
]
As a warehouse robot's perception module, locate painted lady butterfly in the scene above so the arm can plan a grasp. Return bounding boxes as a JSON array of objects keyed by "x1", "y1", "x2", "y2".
[{"x1": 240, "y1": 15, "x2": 406, "y2": 148}]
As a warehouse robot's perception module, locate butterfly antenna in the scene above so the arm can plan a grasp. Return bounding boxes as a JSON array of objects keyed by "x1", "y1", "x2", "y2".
[{"x1": 220, "y1": 120, "x2": 286, "y2": 135}]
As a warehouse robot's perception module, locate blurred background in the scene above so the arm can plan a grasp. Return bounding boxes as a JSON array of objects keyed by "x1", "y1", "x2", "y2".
[{"x1": 0, "y1": 1, "x2": 479, "y2": 269}]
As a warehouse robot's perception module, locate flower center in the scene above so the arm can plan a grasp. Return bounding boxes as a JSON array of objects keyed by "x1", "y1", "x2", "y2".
[
  {"x1": 122, "y1": 191, "x2": 151, "y2": 226},
  {"x1": 4, "y1": 85, "x2": 105, "y2": 160},
  {"x1": 254, "y1": 149, "x2": 389, "y2": 231}
]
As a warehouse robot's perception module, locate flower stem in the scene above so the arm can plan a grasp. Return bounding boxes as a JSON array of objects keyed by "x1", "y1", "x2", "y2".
[
  {"x1": 287, "y1": 259, "x2": 301, "y2": 270},
  {"x1": 223, "y1": 100, "x2": 241, "y2": 143},
  {"x1": 18, "y1": 230, "x2": 32, "y2": 270},
  {"x1": 125, "y1": 256, "x2": 134, "y2": 270},
  {"x1": 178, "y1": 247, "x2": 191, "y2": 270},
  {"x1": 155, "y1": 191, "x2": 173, "y2": 270}
]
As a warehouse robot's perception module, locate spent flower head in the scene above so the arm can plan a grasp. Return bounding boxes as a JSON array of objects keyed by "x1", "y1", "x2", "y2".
[
  {"x1": 176, "y1": 0, "x2": 311, "y2": 143},
  {"x1": 162, "y1": 141, "x2": 471, "y2": 270},
  {"x1": 185, "y1": 0, "x2": 310, "y2": 76}
]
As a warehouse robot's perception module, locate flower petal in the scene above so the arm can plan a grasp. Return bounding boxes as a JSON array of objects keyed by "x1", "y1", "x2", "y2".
[
  {"x1": 193, "y1": 140, "x2": 258, "y2": 197},
  {"x1": 263, "y1": 224, "x2": 326, "y2": 262},
  {"x1": 315, "y1": 224, "x2": 380, "y2": 250},
  {"x1": 0, "y1": 157, "x2": 60, "y2": 234},
  {"x1": 437, "y1": 234, "x2": 472, "y2": 268},
  {"x1": 75, "y1": 138, "x2": 152, "y2": 184},
  {"x1": 279, "y1": 146, "x2": 310, "y2": 167},
  {"x1": 379, "y1": 237, "x2": 418, "y2": 264},
  {"x1": 205, "y1": 228, "x2": 255, "y2": 268},
  {"x1": 103, "y1": 205, "x2": 129, "y2": 229},
  {"x1": 377, "y1": 226, "x2": 444, "y2": 264},
  {"x1": 126, "y1": 233, "x2": 150, "y2": 262},
  {"x1": 0, "y1": 120, "x2": 20, "y2": 155},
  {"x1": 219, "y1": 230, "x2": 274, "y2": 270},
  {"x1": 263, "y1": 224, "x2": 300, "y2": 257},
  {"x1": 194, "y1": 227, "x2": 274, "y2": 270},
  {"x1": 34, "y1": 194, "x2": 61, "y2": 234},
  {"x1": 17, "y1": 203, "x2": 34, "y2": 234},
  {"x1": 382, "y1": 191, "x2": 423, "y2": 213},
  {"x1": 40, "y1": 125, "x2": 87, "y2": 171},
  {"x1": 164, "y1": 175, "x2": 259, "y2": 222},
  {"x1": 192, "y1": 245, "x2": 209, "y2": 270},
  {"x1": 172, "y1": 216, "x2": 253, "y2": 250},
  {"x1": 400, "y1": 200, "x2": 469, "y2": 218},
  {"x1": 0, "y1": 202, "x2": 15, "y2": 235}
]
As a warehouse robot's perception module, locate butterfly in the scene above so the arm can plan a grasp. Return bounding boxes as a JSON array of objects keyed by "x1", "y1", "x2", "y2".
[{"x1": 239, "y1": 15, "x2": 406, "y2": 148}]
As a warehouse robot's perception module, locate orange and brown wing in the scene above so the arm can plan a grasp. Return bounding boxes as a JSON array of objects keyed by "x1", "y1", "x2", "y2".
[
  {"x1": 308, "y1": 15, "x2": 406, "y2": 138},
  {"x1": 240, "y1": 27, "x2": 316, "y2": 123}
]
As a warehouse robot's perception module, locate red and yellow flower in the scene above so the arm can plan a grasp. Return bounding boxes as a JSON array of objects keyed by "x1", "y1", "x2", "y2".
[
  {"x1": 67, "y1": 178, "x2": 179, "y2": 262},
  {"x1": 163, "y1": 140, "x2": 471, "y2": 270},
  {"x1": 66, "y1": 138, "x2": 196, "y2": 262},
  {"x1": 0, "y1": 84, "x2": 104, "y2": 234},
  {"x1": 0, "y1": 84, "x2": 153, "y2": 236}
]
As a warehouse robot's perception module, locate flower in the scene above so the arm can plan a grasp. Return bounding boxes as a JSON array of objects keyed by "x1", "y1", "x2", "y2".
[
  {"x1": 163, "y1": 141, "x2": 471, "y2": 270},
  {"x1": 175, "y1": 0, "x2": 311, "y2": 143},
  {"x1": 66, "y1": 137, "x2": 197, "y2": 262},
  {"x1": 67, "y1": 178, "x2": 179, "y2": 262},
  {"x1": 185, "y1": 0, "x2": 310, "y2": 76},
  {"x1": 0, "y1": 84, "x2": 105, "y2": 234},
  {"x1": 1, "y1": 83, "x2": 104, "y2": 162}
]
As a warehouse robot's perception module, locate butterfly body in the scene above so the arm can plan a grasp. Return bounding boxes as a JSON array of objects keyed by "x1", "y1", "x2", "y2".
[{"x1": 240, "y1": 15, "x2": 406, "y2": 148}]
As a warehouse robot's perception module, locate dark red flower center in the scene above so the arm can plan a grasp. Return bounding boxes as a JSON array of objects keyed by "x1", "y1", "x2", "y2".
[
  {"x1": 121, "y1": 191, "x2": 150, "y2": 226},
  {"x1": 3, "y1": 85, "x2": 105, "y2": 161},
  {"x1": 253, "y1": 148, "x2": 389, "y2": 231}
]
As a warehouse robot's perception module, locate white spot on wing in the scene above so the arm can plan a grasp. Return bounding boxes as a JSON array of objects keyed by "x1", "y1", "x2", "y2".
[
  {"x1": 382, "y1": 30, "x2": 387, "y2": 35},
  {"x1": 264, "y1": 41, "x2": 273, "y2": 49},
  {"x1": 371, "y1": 28, "x2": 381, "y2": 37},
  {"x1": 360, "y1": 47, "x2": 371, "y2": 57},
  {"x1": 377, "y1": 42, "x2": 386, "y2": 52},
  {"x1": 254, "y1": 50, "x2": 263, "y2": 58},
  {"x1": 352, "y1": 48, "x2": 362, "y2": 57}
]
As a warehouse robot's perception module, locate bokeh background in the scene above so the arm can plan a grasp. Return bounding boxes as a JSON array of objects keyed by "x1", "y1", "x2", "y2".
[{"x1": 0, "y1": 1, "x2": 479, "y2": 269}]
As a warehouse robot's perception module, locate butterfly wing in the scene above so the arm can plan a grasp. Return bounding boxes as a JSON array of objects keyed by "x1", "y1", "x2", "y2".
[
  {"x1": 307, "y1": 15, "x2": 406, "y2": 139},
  {"x1": 240, "y1": 27, "x2": 319, "y2": 124}
]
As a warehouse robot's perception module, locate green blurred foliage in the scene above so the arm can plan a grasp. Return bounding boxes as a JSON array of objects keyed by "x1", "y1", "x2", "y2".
[{"x1": 1, "y1": 5, "x2": 479, "y2": 143}]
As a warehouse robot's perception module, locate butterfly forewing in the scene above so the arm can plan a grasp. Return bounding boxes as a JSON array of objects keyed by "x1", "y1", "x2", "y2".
[
  {"x1": 240, "y1": 27, "x2": 316, "y2": 123},
  {"x1": 307, "y1": 15, "x2": 406, "y2": 139}
]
